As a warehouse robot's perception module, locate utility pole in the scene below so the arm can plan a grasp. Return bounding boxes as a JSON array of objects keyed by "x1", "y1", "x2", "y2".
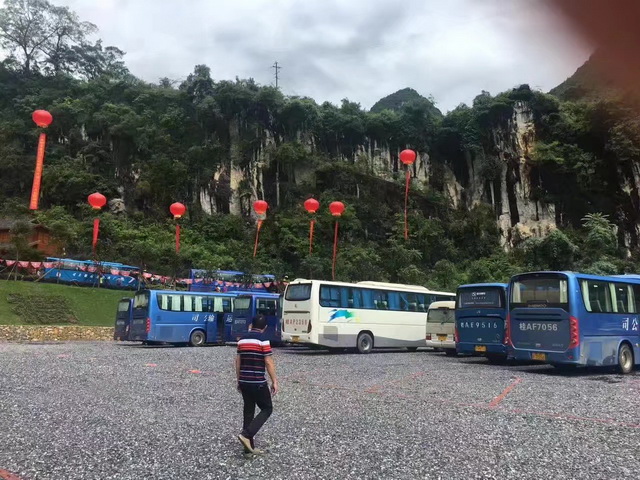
[{"x1": 272, "y1": 61, "x2": 281, "y2": 89}]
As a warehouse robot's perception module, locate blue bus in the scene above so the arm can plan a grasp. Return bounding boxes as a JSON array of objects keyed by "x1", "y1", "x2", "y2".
[
  {"x1": 129, "y1": 290, "x2": 235, "y2": 346},
  {"x1": 189, "y1": 269, "x2": 279, "y2": 293},
  {"x1": 113, "y1": 298, "x2": 134, "y2": 341},
  {"x1": 43, "y1": 258, "x2": 140, "y2": 290},
  {"x1": 455, "y1": 283, "x2": 509, "y2": 363},
  {"x1": 231, "y1": 293, "x2": 282, "y2": 345},
  {"x1": 507, "y1": 271, "x2": 640, "y2": 374}
]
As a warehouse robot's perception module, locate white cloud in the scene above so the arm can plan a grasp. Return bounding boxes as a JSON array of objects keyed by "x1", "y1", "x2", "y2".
[{"x1": 51, "y1": 0, "x2": 591, "y2": 111}]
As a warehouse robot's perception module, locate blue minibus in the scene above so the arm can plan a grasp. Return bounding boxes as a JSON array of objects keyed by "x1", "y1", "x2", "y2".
[
  {"x1": 455, "y1": 283, "x2": 508, "y2": 362},
  {"x1": 231, "y1": 293, "x2": 282, "y2": 345},
  {"x1": 129, "y1": 290, "x2": 235, "y2": 346},
  {"x1": 507, "y1": 271, "x2": 640, "y2": 373},
  {"x1": 113, "y1": 298, "x2": 134, "y2": 341}
]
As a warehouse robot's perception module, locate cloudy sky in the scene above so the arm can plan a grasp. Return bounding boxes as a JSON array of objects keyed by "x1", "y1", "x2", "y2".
[{"x1": 52, "y1": 0, "x2": 590, "y2": 112}]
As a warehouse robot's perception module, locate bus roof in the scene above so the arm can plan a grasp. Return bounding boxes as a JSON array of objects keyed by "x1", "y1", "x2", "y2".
[
  {"x1": 428, "y1": 300, "x2": 456, "y2": 309},
  {"x1": 143, "y1": 289, "x2": 236, "y2": 297},
  {"x1": 510, "y1": 271, "x2": 640, "y2": 283},
  {"x1": 288, "y1": 278, "x2": 454, "y2": 295},
  {"x1": 458, "y1": 283, "x2": 508, "y2": 289}
]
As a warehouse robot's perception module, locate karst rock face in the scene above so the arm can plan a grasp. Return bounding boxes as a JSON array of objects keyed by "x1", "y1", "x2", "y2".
[{"x1": 192, "y1": 100, "x2": 559, "y2": 249}]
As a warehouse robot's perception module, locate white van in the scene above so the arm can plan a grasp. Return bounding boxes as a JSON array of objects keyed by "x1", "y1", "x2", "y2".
[{"x1": 425, "y1": 300, "x2": 456, "y2": 355}]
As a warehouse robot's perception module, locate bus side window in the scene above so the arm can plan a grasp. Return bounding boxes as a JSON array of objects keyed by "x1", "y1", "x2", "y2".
[
  {"x1": 388, "y1": 292, "x2": 400, "y2": 311},
  {"x1": 222, "y1": 298, "x2": 232, "y2": 313},
  {"x1": 612, "y1": 284, "x2": 634, "y2": 313},
  {"x1": 374, "y1": 291, "x2": 388, "y2": 310},
  {"x1": 183, "y1": 296, "x2": 193, "y2": 312},
  {"x1": 584, "y1": 280, "x2": 612, "y2": 313},
  {"x1": 320, "y1": 287, "x2": 340, "y2": 308},
  {"x1": 361, "y1": 289, "x2": 374, "y2": 309},
  {"x1": 416, "y1": 294, "x2": 426, "y2": 312},
  {"x1": 257, "y1": 299, "x2": 277, "y2": 316}
]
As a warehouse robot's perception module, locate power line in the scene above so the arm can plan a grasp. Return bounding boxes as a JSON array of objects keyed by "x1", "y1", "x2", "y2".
[{"x1": 272, "y1": 61, "x2": 282, "y2": 89}]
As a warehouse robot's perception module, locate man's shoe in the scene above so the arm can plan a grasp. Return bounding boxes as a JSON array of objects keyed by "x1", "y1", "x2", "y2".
[
  {"x1": 238, "y1": 434, "x2": 254, "y2": 453},
  {"x1": 252, "y1": 448, "x2": 265, "y2": 455}
]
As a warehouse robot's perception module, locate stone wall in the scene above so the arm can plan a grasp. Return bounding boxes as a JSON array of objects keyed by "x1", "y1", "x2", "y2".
[{"x1": 0, "y1": 326, "x2": 114, "y2": 342}]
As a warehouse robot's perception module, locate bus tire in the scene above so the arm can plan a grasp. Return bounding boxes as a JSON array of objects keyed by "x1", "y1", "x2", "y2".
[
  {"x1": 618, "y1": 343, "x2": 634, "y2": 374},
  {"x1": 444, "y1": 349, "x2": 457, "y2": 357},
  {"x1": 357, "y1": 332, "x2": 374, "y2": 354},
  {"x1": 189, "y1": 330, "x2": 206, "y2": 347},
  {"x1": 407, "y1": 347, "x2": 419, "y2": 352}
]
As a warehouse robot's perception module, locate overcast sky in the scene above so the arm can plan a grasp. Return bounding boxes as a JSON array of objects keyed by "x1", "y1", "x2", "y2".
[{"x1": 46, "y1": 0, "x2": 591, "y2": 112}]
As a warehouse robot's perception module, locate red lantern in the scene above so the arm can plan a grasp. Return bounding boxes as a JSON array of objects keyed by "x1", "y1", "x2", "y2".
[
  {"x1": 329, "y1": 201, "x2": 345, "y2": 217},
  {"x1": 170, "y1": 202, "x2": 186, "y2": 219},
  {"x1": 32, "y1": 110, "x2": 53, "y2": 128},
  {"x1": 304, "y1": 198, "x2": 320, "y2": 214},
  {"x1": 399, "y1": 149, "x2": 416, "y2": 240},
  {"x1": 88, "y1": 192, "x2": 107, "y2": 210},
  {"x1": 253, "y1": 200, "x2": 268, "y2": 216},
  {"x1": 304, "y1": 198, "x2": 320, "y2": 255},
  {"x1": 399, "y1": 149, "x2": 416, "y2": 165}
]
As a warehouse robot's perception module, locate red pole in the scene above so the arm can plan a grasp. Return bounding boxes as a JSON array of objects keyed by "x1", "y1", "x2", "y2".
[
  {"x1": 309, "y1": 219, "x2": 315, "y2": 255},
  {"x1": 92, "y1": 218, "x2": 100, "y2": 256},
  {"x1": 29, "y1": 133, "x2": 47, "y2": 210},
  {"x1": 404, "y1": 168, "x2": 410, "y2": 240},
  {"x1": 332, "y1": 220, "x2": 339, "y2": 281},
  {"x1": 253, "y1": 220, "x2": 263, "y2": 257},
  {"x1": 175, "y1": 224, "x2": 181, "y2": 254}
]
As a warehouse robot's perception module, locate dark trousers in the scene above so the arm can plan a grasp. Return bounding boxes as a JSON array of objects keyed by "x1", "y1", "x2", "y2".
[{"x1": 240, "y1": 382, "x2": 273, "y2": 440}]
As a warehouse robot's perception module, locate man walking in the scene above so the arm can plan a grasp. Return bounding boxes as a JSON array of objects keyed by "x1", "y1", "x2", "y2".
[{"x1": 236, "y1": 314, "x2": 278, "y2": 454}]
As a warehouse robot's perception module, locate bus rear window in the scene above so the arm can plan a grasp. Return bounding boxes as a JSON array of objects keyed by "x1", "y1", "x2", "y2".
[
  {"x1": 234, "y1": 297, "x2": 251, "y2": 312},
  {"x1": 285, "y1": 284, "x2": 312, "y2": 301},
  {"x1": 510, "y1": 275, "x2": 568, "y2": 309},
  {"x1": 117, "y1": 300, "x2": 131, "y2": 312},
  {"x1": 133, "y1": 292, "x2": 149, "y2": 309},
  {"x1": 458, "y1": 288, "x2": 503, "y2": 308},
  {"x1": 427, "y1": 308, "x2": 455, "y2": 323}
]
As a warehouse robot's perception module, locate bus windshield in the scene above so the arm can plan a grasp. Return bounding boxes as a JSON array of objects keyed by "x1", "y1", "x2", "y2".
[
  {"x1": 458, "y1": 288, "x2": 503, "y2": 308},
  {"x1": 511, "y1": 274, "x2": 569, "y2": 309},
  {"x1": 117, "y1": 300, "x2": 131, "y2": 312},
  {"x1": 285, "y1": 284, "x2": 312, "y2": 301},
  {"x1": 427, "y1": 308, "x2": 455, "y2": 323},
  {"x1": 133, "y1": 291, "x2": 149, "y2": 310}
]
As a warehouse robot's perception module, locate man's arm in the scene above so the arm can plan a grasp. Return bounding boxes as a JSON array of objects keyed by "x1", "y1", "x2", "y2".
[
  {"x1": 235, "y1": 355, "x2": 241, "y2": 388},
  {"x1": 265, "y1": 356, "x2": 278, "y2": 394}
]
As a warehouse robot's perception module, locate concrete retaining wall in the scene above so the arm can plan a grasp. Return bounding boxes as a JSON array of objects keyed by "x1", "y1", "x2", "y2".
[{"x1": 0, "y1": 326, "x2": 114, "y2": 342}]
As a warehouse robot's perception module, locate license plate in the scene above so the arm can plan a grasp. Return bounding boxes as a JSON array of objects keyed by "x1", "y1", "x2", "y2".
[
  {"x1": 291, "y1": 336, "x2": 300, "y2": 343},
  {"x1": 532, "y1": 352, "x2": 546, "y2": 361},
  {"x1": 438, "y1": 335, "x2": 447, "y2": 342},
  {"x1": 475, "y1": 345, "x2": 487, "y2": 352}
]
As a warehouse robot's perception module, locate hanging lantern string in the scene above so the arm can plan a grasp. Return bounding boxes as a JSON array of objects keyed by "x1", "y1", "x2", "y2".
[
  {"x1": 399, "y1": 149, "x2": 416, "y2": 241},
  {"x1": 175, "y1": 224, "x2": 181, "y2": 254},
  {"x1": 253, "y1": 220, "x2": 263, "y2": 258},
  {"x1": 309, "y1": 218, "x2": 315, "y2": 255},
  {"x1": 332, "y1": 220, "x2": 339, "y2": 281}
]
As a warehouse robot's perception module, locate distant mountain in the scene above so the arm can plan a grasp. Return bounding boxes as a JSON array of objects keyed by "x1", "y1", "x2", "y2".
[
  {"x1": 370, "y1": 88, "x2": 442, "y2": 117},
  {"x1": 550, "y1": 52, "x2": 619, "y2": 101}
]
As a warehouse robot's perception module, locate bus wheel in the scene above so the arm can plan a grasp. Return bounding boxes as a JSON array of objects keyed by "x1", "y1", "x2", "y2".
[
  {"x1": 189, "y1": 330, "x2": 206, "y2": 347},
  {"x1": 618, "y1": 343, "x2": 634, "y2": 374},
  {"x1": 407, "y1": 347, "x2": 419, "y2": 352},
  {"x1": 357, "y1": 332, "x2": 373, "y2": 354},
  {"x1": 444, "y1": 349, "x2": 457, "y2": 357}
]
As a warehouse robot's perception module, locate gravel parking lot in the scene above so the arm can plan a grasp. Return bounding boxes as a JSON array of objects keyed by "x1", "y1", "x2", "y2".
[{"x1": 1, "y1": 342, "x2": 639, "y2": 480}]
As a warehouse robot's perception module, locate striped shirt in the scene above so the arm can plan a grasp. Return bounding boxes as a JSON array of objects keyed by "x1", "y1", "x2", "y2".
[{"x1": 237, "y1": 330, "x2": 273, "y2": 384}]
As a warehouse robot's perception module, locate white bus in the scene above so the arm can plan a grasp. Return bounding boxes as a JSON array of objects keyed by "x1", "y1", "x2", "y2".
[{"x1": 282, "y1": 279, "x2": 455, "y2": 353}]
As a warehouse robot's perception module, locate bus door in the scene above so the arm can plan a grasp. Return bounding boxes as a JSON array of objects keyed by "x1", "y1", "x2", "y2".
[
  {"x1": 256, "y1": 296, "x2": 281, "y2": 344},
  {"x1": 114, "y1": 298, "x2": 133, "y2": 341},
  {"x1": 204, "y1": 296, "x2": 233, "y2": 344},
  {"x1": 232, "y1": 295, "x2": 253, "y2": 341},
  {"x1": 130, "y1": 291, "x2": 150, "y2": 342}
]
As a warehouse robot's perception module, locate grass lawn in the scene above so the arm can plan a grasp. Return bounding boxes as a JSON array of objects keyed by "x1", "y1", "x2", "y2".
[{"x1": 0, "y1": 280, "x2": 133, "y2": 326}]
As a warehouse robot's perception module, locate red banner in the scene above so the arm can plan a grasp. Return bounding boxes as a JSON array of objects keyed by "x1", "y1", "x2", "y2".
[
  {"x1": 43, "y1": 262, "x2": 55, "y2": 268},
  {"x1": 29, "y1": 132, "x2": 47, "y2": 210},
  {"x1": 30, "y1": 262, "x2": 42, "y2": 269},
  {"x1": 18, "y1": 261, "x2": 30, "y2": 268},
  {"x1": 6, "y1": 261, "x2": 15, "y2": 267}
]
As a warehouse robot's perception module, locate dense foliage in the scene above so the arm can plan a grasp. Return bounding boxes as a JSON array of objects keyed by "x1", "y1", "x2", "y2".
[{"x1": 1, "y1": 0, "x2": 639, "y2": 287}]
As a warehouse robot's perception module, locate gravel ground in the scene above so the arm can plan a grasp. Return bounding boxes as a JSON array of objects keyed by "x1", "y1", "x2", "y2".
[{"x1": 1, "y1": 342, "x2": 639, "y2": 480}]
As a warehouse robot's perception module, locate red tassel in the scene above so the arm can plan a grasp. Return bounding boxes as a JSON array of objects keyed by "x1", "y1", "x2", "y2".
[
  {"x1": 404, "y1": 168, "x2": 411, "y2": 240},
  {"x1": 332, "y1": 220, "x2": 339, "y2": 281},
  {"x1": 253, "y1": 220, "x2": 263, "y2": 257},
  {"x1": 92, "y1": 218, "x2": 100, "y2": 256},
  {"x1": 309, "y1": 219, "x2": 315, "y2": 255},
  {"x1": 175, "y1": 224, "x2": 181, "y2": 254}
]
